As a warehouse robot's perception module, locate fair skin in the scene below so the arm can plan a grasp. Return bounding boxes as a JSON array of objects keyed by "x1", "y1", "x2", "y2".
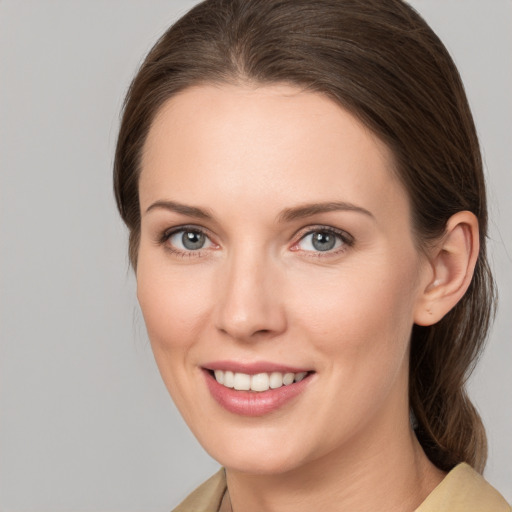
[{"x1": 136, "y1": 84, "x2": 478, "y2": 512}]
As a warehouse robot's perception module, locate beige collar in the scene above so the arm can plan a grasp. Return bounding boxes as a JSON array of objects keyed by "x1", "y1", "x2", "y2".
[{"x1": 173, "y1": 463, "x2": 510, "y2": 512}]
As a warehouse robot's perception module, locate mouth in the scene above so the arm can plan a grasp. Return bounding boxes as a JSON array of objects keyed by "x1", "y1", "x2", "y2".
[
  {"x1": 201, "y1": 363, "x2": 315, "y2": 416},
  {"x1": 207, "y1": 369, "x2": 310, "y2": 392}
]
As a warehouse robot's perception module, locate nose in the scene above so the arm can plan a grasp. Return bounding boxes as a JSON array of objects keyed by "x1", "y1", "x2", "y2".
[{"x1": 214, "y1": 248, "x2": 287, "y2": 342}]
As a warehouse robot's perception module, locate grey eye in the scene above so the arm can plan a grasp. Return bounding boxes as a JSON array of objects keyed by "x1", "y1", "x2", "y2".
[
  {"x1": 298, "y1": 230, "x2": 344, "y2": 252},
  {"x1": 182, "y1": 231, "x2": 205, "y2": 250},
  {"x1": 169, "y1": 230, "x2": 210, "y2": 251},
  {"x1": 311, "y1": 232, "x2": 336, "y2": 251}
]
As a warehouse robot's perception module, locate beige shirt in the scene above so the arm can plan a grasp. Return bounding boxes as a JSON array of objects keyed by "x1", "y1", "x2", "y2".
[{"x1": 172, "y1": 463, "x2": 511, "y2": 512}]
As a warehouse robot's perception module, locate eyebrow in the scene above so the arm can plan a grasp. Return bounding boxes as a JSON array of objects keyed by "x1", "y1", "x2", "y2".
[
  {"x1": 145, "y1": 200, "x2": 213, "y2": 219},
  {"x1": 277, "y1": 201, "x2": 374, "y2": 223},
  {"x1": 145, "y1": 199, "x2": 374, "y2": 222}
]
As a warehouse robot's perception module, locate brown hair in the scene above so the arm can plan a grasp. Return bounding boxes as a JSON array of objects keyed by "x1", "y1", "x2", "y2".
[{"x1": 114, "y1": 0, "x2": 495, "y2": 472}]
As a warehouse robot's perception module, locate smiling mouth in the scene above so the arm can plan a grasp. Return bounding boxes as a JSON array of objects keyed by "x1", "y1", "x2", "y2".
[
  {"x1": 207, "y1": 369, "x2": 312, "y2": 392},
  {"x1": 203, "y1": 366, "x2": 315, "y2": 416}
]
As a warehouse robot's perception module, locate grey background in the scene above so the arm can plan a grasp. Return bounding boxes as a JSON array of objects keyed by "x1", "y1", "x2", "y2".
[{"x1": 0, "y1": 1, "x2": 510, "y2": 510}]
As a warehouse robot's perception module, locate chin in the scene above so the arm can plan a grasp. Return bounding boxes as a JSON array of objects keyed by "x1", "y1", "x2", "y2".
[
  {"x1": 216, "y1": 451, "x2": 302, "y2": 475},
  {"x1": 197, "y1": 428, "x2": 311, "y2": 475}
]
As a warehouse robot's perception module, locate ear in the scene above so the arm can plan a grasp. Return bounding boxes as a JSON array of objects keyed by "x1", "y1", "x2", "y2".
[{"x1": 414, "y1": 211, "x2": 479, "y2": 326}]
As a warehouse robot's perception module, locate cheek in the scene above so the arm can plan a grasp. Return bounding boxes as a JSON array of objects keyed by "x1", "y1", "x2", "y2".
[
  {"x1": 135, "y1": 254, "x2": 216, "y2": 423},
  {"x1": 287, "y1": 253, "x2": 420, "y2": 368},
  {"x1": 284, "y1": 261, "x2": 419, "y2": 444},
  {"x1": 136, "y1": 254, "x2": 214, "y2": 354}
]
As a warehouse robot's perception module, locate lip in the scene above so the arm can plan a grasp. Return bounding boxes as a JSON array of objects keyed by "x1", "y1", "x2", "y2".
[
  {"x1": 202, "y1": 364, "x2": 314, "y2": 417},
  {"x1": 203, "y1": 360, "x2": 311, "y2": 375}
]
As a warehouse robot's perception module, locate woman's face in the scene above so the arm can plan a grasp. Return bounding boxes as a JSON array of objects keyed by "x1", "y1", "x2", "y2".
[{"x1": 137, "y1": 84, "x2": 431, "y2": 474}]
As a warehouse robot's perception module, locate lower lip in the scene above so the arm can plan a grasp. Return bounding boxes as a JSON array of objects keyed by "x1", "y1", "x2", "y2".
[{"x1": 203, "y1": 370, "x2": 313, "y2": 416}]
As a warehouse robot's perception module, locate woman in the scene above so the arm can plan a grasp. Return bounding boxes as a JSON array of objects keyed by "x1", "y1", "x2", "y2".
[{"x1": 114, "y1": 0, "x2": 510, "y2": 510}]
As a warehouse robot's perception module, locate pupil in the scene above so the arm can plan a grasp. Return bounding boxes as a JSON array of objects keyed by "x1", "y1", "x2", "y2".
[
  {"x1": 312, "y1": 232, "x2": 335, "y2": 251},
  {"x1": 182, "y1": 231, "x2": 205, "y2": 250}
]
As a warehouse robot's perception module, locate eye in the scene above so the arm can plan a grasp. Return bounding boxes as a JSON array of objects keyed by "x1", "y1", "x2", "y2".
[
  {"x1": 294, "y1": 228, "x2": 352, "y2": 253},
  {"x1": 166, "y1": 228, "x2": 214, "y2": 252}
]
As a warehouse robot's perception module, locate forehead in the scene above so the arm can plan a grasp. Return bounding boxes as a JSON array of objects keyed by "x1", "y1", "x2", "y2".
[{"x1": 139, "y1": 83, "x2": 408, "y2": 223}]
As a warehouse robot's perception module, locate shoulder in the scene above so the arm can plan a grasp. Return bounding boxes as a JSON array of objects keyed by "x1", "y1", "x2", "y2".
[
  {"x1": 172, "y1": 469, "x2": 227, "y2": 512},
  {"x1": 416, "y1": 463, "x2": 511, "y2": 512},
  {"x1": 170, "y1": 464, "x2": 510, "y2": 512}
]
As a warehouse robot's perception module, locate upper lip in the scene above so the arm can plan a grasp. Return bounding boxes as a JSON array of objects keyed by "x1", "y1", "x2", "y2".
[{"x1": 203, "y1": 360, "x2": 312, "y2": 375}]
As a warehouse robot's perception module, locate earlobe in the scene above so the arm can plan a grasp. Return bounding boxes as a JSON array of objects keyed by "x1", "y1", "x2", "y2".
[{"x1": 414, "y1": 211, "x2": 479, "y2": 326}]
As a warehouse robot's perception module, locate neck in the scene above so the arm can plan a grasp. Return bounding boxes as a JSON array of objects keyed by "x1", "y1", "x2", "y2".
[{"x1": 225, "y1": 413, "x2": 445, "y2": 512}]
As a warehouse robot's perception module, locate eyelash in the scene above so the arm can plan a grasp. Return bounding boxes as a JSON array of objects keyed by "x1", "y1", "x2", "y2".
[
  {"x1": 292, "y1": 225, "x2": 354, "y2": 257},
  {"x1": 158, "y1": 225, "x2": 354, "y2": 258},
  {"x1": 158, "y1": 225, "x2": 216, "y2": 258}
]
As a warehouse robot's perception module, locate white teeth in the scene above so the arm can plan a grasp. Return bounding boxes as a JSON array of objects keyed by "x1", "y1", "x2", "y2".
[
  {"x1": 212, "y1": 370, "x2": 309, "y2": 392},
  {"x1": 294, "y1": 371, "x2": 307, "y2": 382},
  {"x1": 214, "y1": 369, "x2": 224, "y2": 384},
  {"x1": 251, "y1": 373, "x2": 270, "y2": 392},
  {"x1": 269, "y1": 372, "x2": 283, "y2": 389},
  {"x1": 283, "y1": 373, "x2": 295, "y2": 386},
  {"x1": 233, "y1": 373, "x2": 251, "y2": 390},
  {"x1": 223, "y1": 371, "x2": 234, "y2": 388}
]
